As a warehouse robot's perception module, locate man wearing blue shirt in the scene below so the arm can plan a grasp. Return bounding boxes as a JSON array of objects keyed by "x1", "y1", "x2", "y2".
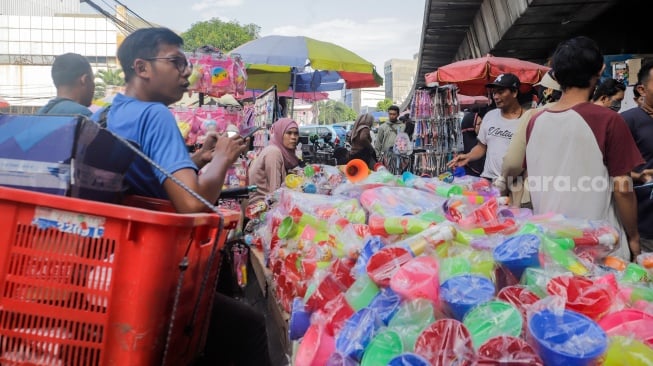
[
  {"x1": 92, "y1": 27, "x2": 269, "y2": 365},
  {"x1": 38, "y1": 53, "x2": 95, "y2": 116}
]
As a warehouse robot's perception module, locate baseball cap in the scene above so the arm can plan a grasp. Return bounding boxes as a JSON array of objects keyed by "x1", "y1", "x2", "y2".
[
  {"x1": 534, "y1": 70, "x2": 561, "y2": 91},
  {"x1": 485, "y1": 73, "x2": 521, "y2": 90}
]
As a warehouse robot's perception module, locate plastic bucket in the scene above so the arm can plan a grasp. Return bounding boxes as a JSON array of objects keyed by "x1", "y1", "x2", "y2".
[
  {"x1": 477, "y1": 336, "x2": 543, "y2": 365},
  {"x1": 598, "y1": 309, "x2": 653, "y2": 346},
  {"x1": 366, "y1": 287, "x2": 402, "y2": 325},
  {"x1": 528, "y1": 309, "x2": 607, "y2": 366},
  {"x1": 546, "y1": 275, "x2": 612, "y2": 320},
  {"x1": 493, "y1": 234, "x2": 540, "y2": 281},
  {"x1": 295, "y1": 323, "x2": 336, "y2": 366},
  {"x1": 463, "y1": 301, "x2": 523, "y2": 348},
  {"x1": 360, "y1": 329, "x2": 403, "y2": 366},
  {"x1": 440, "y1": 274, "x2": 495, "y2": 321},
  {"x1": 390, "y1": 255, "x2": 440, "y2": 303},
  {"x1": 414, "y1": 318, "x2": 474, "y2": 366}
]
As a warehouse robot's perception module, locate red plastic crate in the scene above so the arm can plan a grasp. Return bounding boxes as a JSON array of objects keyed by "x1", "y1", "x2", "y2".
[{"x1": 0, "y1": 186, "x2": 239, "y2": 365}]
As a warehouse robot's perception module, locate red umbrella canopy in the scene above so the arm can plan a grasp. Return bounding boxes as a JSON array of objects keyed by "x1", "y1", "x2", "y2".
[{"x1": 425, "y1": 55, "x2": 550, "y2": 96}]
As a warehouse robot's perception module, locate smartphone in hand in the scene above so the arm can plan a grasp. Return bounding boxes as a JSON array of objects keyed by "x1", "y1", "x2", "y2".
[{"x1": 240, "y1": 126, "x2": 263, "y2": 139}]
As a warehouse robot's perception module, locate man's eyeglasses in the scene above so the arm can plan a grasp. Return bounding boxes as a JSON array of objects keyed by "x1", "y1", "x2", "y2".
[{"x1": 144, "y1": 56, "x2": 192, "y2": 73}]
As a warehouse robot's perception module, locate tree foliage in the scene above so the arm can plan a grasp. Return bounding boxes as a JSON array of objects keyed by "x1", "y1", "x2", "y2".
[
  {"x1": 316, "y1": 100, "x2": 357, "y2": 125},
  {"x1": 94, "y1": 68, "x2": 124, "y2": 100},
  {"x1": 376, "y1": 98, "x2": 393, "y2": 112},
  {"x1": 181, "y1": 18, "x2": 260, "y2": 52}
]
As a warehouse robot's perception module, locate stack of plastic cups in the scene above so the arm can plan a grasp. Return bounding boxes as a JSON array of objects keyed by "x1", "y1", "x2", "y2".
[
  {"x1": 462, "y1": 300, "x2": 523, "y2": 348},
  {"x1": 335, "y1": 307, "x2": 383, "y2": 362},
  {"x1": 289, "y1": 297, "x2": 312, "y2": 341},
  {"x1": 295, "y1": 323, "x2": 336, "y2": 366},
  {"x1": 477, "y1": 336, "x2": 543, "y2": 365},
  {"x1": 497, "y1": 285, "x2": 540, "y2": 331},
  {"x1": 366, "y1": 246, "x2": 414, "y2": 286},
  {"x1": 414, "y1": 318, "x2": 475, "y2": 366},
  {"x1": 546, "y1": 275, "x2": 613, "y2": 321},
  {"x1": 344, "y1": 273, "x2": 380, "y2": 311},
  {"x1": 360, "y1": 329, "x2": 403, "y2": 366},
  {"x1": 390, "y1": 255, "x2": 440, "y2": 304},
  {"x1": 440, "y1": 274, "x2": 495, "y2": 321},
  {"x1": 528, "y1": 309, "x2": 608, "y2": 366},
  {"x1": 366, "y1": 287, "x2": 402, "y2": 325},
  {"x1": 387, "y1": 298, "x2": 435, "y2": 350},
  {"x1": 493, "y1": 234, "x2": 541, "y2": 288},
  {"x1": 598, "y1": 309, "x2": 653, "y2": 346}
]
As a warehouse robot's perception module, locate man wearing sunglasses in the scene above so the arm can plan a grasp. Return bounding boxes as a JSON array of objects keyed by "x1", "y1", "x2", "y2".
[{"x1": 92, "y1": 27, "x2": 270, "y2": 365}]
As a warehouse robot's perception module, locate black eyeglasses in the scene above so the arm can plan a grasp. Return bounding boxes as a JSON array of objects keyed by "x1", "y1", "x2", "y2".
[{"x1": 144, "y1": 56, "x2": 192, "y2": 72}]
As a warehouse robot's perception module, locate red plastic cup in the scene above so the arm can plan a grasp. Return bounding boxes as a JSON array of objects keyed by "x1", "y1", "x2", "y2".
[
  {"x1": 318, "y1": 293, "x2": 355, "y2": 336},
  {"x1": 477, "y1": 336, "x2": 543, "y2": 365},
  {"x1": 306, "y1": 274, "x2": 347, "y2": 312},
  {"x1": 366, "y1": 247, "x2": 413, "y2": 287},
  {"x1": 414, "y1": 319, "x2": 475, "y2": 366},
  {"x1": 546, "y1": 275, "x2": 612, "y2": 320},
  {"x1": 497, "y1": 285, "x2": 540, "y2": 324}
]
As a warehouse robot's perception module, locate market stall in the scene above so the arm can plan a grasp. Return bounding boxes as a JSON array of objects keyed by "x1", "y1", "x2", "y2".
[{"x1": 245, "y1": 163, "x2": 653, "y2": 365}]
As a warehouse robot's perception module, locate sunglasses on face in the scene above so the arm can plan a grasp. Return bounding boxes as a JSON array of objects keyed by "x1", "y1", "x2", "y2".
[{"x1": 144, "y1": 56, "x2": 192, "y2": 73}]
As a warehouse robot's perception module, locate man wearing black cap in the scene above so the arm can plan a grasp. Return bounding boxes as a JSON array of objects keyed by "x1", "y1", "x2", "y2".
[
  {"x1": 448, "y1": 73, "x2": 524, "y2": 182},
  {"x1": 38, "y1": 53, "x2": 95, "y2": 116}
]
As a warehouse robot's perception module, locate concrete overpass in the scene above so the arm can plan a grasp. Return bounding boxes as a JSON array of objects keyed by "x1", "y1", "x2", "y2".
[{"x1": 412, "y1": 0, "x2": 650, "y2": 95}]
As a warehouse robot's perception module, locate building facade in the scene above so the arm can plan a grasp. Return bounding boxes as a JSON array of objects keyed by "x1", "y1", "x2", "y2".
[
  {"x1": 0, "y1": 1, "x2": 120, "y2": 112},
  {"x1": 384, "y1": 58, "x2": 417, "y2": 106}
]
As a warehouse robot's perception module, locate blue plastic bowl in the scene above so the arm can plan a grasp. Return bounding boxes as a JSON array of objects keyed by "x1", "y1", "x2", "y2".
[{"x1": 529, "y1": 309, "x2": 607, "y2": 366}]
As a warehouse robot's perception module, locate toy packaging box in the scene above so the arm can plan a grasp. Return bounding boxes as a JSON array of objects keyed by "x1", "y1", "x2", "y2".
[{"x1": 0, "y1": 114, "x2": 135, "y2": 203}]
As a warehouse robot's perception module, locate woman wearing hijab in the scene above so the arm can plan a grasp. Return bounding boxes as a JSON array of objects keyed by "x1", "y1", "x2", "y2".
[
  {"x1": 248, "y1": 118, "x2": 300, "y2": 204},
  {"x1": 460, "y1": 111, "x2": 485, "y2": 176},
  {"x1": 348, "y1": 113, "x2": 377, "y2": 169}
]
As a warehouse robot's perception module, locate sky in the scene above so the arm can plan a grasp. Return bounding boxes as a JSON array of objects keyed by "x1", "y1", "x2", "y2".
[{"x1": 85, "y1": 0, "x2": 425, "y2": 76}]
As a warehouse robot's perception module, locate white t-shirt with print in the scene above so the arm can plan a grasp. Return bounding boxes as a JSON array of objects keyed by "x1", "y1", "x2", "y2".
[{"x1": 477, "y1": 108, "x2": 520, "y2": 179}]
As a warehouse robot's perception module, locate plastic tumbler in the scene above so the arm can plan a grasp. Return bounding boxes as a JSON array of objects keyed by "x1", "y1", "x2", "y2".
[
  {"x1": 390, "y1": 255, "x2": 440, "y2": 303},
  {"x1": 289, "y1": 297, "x2": 311, "y2": 341},
  {"x1": 493, "y1": 234, "x2": 541, "y2": 281},
  {"x1": 367, "y1": 287, "x2": 402, "y2": 325},
  {"x1": 388, "y1": 298, "x2": 435, "y2": 350},
  {"x1": 546, "y1": 275, "x2": 612, "y2": 320},
  {"x1": 462, "y1": 301, "x2": 523, "y2": 348},
  {"x1": 439, "y1": 256, "x2": 472, "y2": 282},
  {"x1": 414, "y1": 318, "x2": 475, "y2": 366},
  {"x1": 344, "y1": 273, "x2": 379, "y2": 311},
  {"x1": 325, "y1": 352, "x2": 358, "y2": 366},
  {"x1": 335, "y1": 307, "x2": 382, "y2": 361},
  {"x1": 440, "y1": 274, "x2": 495, "y2": 321},
  {"x1": 528, "y1": 309, "x2": 607, "y2": 366},
  {"x1": 295, "y1": 323, "x2": 335, "y2": 366},
  {"x1": 477, "y1": 336, "x2": 543, "y2": 365},
  {"x1": 360, "y1": 329, "x2": 403, "y2": 366}
]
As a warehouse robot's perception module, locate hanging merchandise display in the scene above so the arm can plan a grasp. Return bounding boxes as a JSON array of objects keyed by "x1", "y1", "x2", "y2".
[
  {"x1": 410, "y1": 85, "x2": 464, "y2": 177},
  {"x1": 186, "y1": 46, "x2": 248, "y2": 97},
  {"x1": 250, "y1": 86, "x2": 278, "y2": 151}
]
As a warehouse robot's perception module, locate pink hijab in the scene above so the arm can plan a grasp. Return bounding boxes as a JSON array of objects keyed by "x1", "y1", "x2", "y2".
[{"x1": 270, "y1": 118, "x2": 300, "y2": 169}]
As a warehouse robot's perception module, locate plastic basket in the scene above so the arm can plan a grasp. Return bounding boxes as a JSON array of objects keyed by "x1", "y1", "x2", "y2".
[{"x1": 0, "y1": 186, "x2": 239, "y2": 366}]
